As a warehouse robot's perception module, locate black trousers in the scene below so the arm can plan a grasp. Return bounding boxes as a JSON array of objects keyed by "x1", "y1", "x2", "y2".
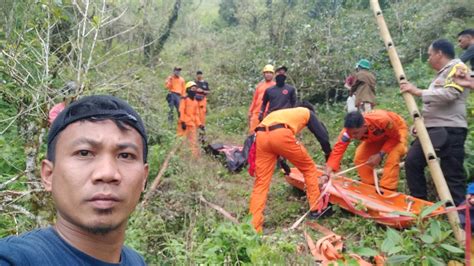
[
  {"x1": 405, "y1": 127, "x2": 467, "y2": 206},
  {"x1": 166, "y1": 93, "x2": 181, "y2": 122}
]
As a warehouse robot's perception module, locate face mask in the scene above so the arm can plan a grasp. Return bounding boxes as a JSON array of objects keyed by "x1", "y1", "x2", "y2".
[
  {"x1": 275, "y1": 74, "x2": 286, "y2": 87},
  {"x1": 187, "y1": 88, "x2": 196, "y2": 99}
]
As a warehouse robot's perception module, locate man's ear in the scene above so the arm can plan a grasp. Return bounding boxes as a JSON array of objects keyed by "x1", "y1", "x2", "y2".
[
  {"x1": 142, "y1": 164, "x2": 149, "y2": 192},
  {"x1": 41, "y1": 160, "x2": 54, "y2": 191}
]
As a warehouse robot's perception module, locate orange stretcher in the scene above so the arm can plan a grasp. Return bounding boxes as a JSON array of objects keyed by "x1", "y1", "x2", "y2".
[{"x1": 285, "y1": 167, "x2": 445, "y2": 228}]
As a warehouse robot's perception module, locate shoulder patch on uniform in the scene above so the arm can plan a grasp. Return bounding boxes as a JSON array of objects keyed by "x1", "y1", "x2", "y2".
[
  {"x1": 445, "y1": 63, "x2": 467, "y2": 92},
  {"x1": 341, "y1": 132, "x2": 351, "y2": 143},
  {"x1": 386, "y1": 121, "x2": 393, "y2": 130}
]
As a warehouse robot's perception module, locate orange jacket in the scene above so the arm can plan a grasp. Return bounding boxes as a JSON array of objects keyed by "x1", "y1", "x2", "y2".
[
  {"x1": 259, "y1": 107, "x2": 310, "y2": 135},
  {"x1": 258, "y1": 107, "x2": 332, "y2": 159},
  {"x1": 165, "y1": 75, "x2": 186, "y2": 96},
  {"x1": 327, "y1": 110, "x2": 407, "y2": 171},
  {"x1": 248, "y1": 80, "x2": 276, "y2": 116},
  {"x1": 179, "y1": 97, "x2": 202, "y2": 127}
]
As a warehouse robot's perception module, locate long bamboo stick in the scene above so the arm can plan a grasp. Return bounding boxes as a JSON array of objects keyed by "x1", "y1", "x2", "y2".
[{"x1": 369, "y1": 0, "x2": 464, "y2": 244}]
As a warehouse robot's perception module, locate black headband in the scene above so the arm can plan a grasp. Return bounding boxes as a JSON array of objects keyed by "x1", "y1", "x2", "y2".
[{"x1": 48, "y1": 95, "x2": 148, "y2": 162}]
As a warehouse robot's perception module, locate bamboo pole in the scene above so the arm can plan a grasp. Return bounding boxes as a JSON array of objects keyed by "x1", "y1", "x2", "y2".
[{"x1": 369, "y1": 0, "x2": 464, "y2": 244}]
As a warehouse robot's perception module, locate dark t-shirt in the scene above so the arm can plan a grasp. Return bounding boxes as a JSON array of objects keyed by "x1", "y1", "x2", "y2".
[
  {"x1": 0, "y1": 227, "x2": 146, "y2": 266},
  {"x1": 195, "y1": 80, "x2": 209, "y2": 101},
  {"x1": 259, "y1": 84, "x2": 297, "y2": 117},
  {"x1": 460, "y1": 44, "x2": 474, "y2": 70}
]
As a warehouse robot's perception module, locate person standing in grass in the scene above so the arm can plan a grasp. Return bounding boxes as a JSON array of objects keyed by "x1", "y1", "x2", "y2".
[
  {"x1": 165, "y1": 66, "x2": 186, "y2": 123},
  {"x1": 345, "y1": 59, "x2": 376, "y2": 113},
  {"x1": 457, "y1": 29, "x2": 474, "y2": 70},
  {"x1": 194, "y1": 70, "x2": 210, "y2": 126},
  {"x1": 400, "y1": 39, "x2": 469, "y2": 206},
  {"x1": 178, "y1": 81, "x2": 204, "y2": 157},
  {"x1": 248, "y1": 64, "x2": 276, "y2": 134},
  {"x1": 258, "y1": 65, "x2": 297, "y2": 121}
]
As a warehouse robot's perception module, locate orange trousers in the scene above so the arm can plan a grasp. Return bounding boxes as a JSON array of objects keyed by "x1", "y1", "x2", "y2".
[
  {"x1": 249, "y1": 128, "x2": 321, "y2": 232},
  {"x1": 354, "y1": 138, "x2": 407, "y2": 191},
  {"x1": 198, "y1": 98, "x2": 207, "y2": 125},
  {"x1": 248, "y1": 113, "x2": 260, "y2": 134},
  {"x1": 177, "y1": 124, "x2": 199, "y2": 157}
]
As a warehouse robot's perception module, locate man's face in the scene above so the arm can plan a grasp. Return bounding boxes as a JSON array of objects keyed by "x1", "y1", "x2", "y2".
[
  {"x1": 196, "y1": 74, "x2": 203, "y2": 80},
  {"x1": 427, "y1": 46, "x2": 442, "y2": 70},
  {"x1": 276, "y1": 69, "x2": 287, "y2": 76},
  {"x1": 41, "y1": 120, "x2": 148, "y2": 234},
  {"x1": 263, "y1": 71, "x2": 274, "y2": 81},
  {"x1": 458, "y1": 35, "x2": 471, "y2": 50},
  {"x1": 173, "y1": 70, "x2": 181, "y2": 76},
  {"x1": 347, "y1": 126, "x2": 367, "y2": 140}
]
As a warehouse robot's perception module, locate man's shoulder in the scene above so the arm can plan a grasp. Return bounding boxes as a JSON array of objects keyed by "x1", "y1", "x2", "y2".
[
  {"x1": 285, "y1": 84, "x2": 296, "y2": 91},
  {"x1": 121, "y1": 245, "x2": 146, "y2": 265},
  {"x1": 0, "y1": 227, "x2": 59, "y2": 265}
]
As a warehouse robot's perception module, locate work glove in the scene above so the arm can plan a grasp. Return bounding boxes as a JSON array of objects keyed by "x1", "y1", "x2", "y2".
[{"x1": 181, "y1": 122, "x2": 187, "y2": 130}]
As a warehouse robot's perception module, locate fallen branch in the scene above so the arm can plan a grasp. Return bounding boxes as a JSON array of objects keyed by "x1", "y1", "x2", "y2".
[
  {"x1": 141, "y1": 139, "x2": 182, "y2": 207},
  {"x1": 199, "y1": 195, "x2": 239, "y2": 224},
  {"x1": 0, "y1": 174, "x2": 22, "y2": 191}
]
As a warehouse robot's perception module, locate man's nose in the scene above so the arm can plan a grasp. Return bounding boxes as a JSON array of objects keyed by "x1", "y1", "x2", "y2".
[{"x1": 91, "y1": 155, "x2": 122, "y2": 184}]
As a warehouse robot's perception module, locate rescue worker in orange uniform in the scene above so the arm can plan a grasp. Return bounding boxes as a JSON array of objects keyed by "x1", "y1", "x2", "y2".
[
  {"x1": 325, "y1": 110, "x2": 408, "y2": 191},
  {"x1": 165, "y1": 66, "x2": 186, "y2": 123},
  {"x1": 249, "y1": 102, "x2": 332, "y2": 232},
  {"x1": 195, "y1": 70, "x2": 210, "y2": 125},
  {"x1": 178, "y1": 82, "x2": 204, "y2": 157},
  {"x1": 247, "y1": 64, "x2": 276, "y2": 134}
]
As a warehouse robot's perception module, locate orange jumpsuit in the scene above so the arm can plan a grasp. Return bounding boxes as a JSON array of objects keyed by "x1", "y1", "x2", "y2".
[
  {"x1": 165, "y1": 75, "x2": 186, "y2": 96},
  {"x1": 326, "y1": 110, "x2": 408, "y2": 190},
  {"x1": 178, "y1": 97, "x2": 202, "y2": 157},
  {"x1": 248, "y1": 80, "x2": 276, "y2": 134},
  {"x1": 197, "y1": 97, "x2": 207, "y2": 125},
  {"x1": 249, "y1": 107, "x2": 331, "y2": 232}
]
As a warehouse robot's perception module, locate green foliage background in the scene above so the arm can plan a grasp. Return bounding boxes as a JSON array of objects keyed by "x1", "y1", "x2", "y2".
[{"x1": 0, "y1": 0, "x2": 473, "y2": 264}]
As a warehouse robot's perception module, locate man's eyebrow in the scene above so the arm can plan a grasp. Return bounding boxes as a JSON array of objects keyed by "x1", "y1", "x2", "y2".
[
  {"x1": 71, "y1": 138, "x2": 101, "y2": 147},
  {"x1": 117, "y1": 142, "x2": 139, "y2": 152}
]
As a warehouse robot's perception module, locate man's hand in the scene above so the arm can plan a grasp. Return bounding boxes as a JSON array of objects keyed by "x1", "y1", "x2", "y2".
[
  {"x1": 400, "y1": 82, "x2": 423, "y2": 96},
  {"x1": 366, "y1": 152, "x2": 384, "y2": 167},
  {"x1": 453, "y1": 68, "x2": 474, "y2": 89},
  {"x1": 181, "y1": 122, "x2": 187, "y2": 130}
]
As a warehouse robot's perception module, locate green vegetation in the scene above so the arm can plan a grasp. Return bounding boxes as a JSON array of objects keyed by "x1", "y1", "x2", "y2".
[{"x1": 1, "y1": 0, "x2": 472, "y2": 264}]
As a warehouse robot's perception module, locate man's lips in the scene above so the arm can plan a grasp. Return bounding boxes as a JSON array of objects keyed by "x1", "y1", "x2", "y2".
[{"x1": 87, "y1": 194, "x2": 120, "y2": 209}]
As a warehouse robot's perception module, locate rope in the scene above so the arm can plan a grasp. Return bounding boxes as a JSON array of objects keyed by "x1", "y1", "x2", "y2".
[
  {"x1": 288, "y1": 162, "x2": 368, "y2": 230},
  {"x1": 372, "y1": 169, "x2": 400, "y2": 199}
]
